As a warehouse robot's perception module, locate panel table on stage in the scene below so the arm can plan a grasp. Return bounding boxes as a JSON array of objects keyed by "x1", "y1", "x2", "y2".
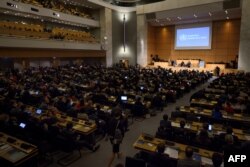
[
  {"x1": 154, "y1": 62, "x2": 169, "y2": 68},
  {"x1": 176, "y1": 59, "x2": 200, "y2": 67}
]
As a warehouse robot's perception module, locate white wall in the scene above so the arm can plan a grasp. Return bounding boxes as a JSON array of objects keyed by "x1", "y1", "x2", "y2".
[{"x1": 136, "y1": 14, "x2": 148, "y2": 67}]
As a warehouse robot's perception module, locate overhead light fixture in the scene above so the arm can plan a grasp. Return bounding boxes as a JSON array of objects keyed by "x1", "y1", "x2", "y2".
[
  {"x1": 194, "y1": 14, "x2": 197, "y2": 18},
  {"x1": 209, "y1": 12, "x2": 212, "y2": 16},
  {"x1": 225, "y1": 10, "x2": 228, "y2": 14}
]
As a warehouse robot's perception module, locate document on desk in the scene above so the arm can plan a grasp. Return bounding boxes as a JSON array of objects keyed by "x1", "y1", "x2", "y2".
[
  {"x1": 201, "y1": 156, "x2": 213, "y2": 165},
  {"x1": 171, "y1": 122, "x2": 180, "y2": 127},
  {"x1": 164, "y1": 147, "x2": 178, "y2": 159}
]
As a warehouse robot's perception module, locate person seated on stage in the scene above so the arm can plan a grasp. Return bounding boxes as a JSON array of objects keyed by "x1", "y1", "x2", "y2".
[
  {"x1": 224, "y1": 101, "x2": 234, "y2": 114},
  {"x1": 180, "y1": 61, "x2": 185, "y2": 67},
  {"x1": 186, "y1": 61, "x2": 191, "y2": 68},
  {"x1": 177, "y1": 146, "x2": 201, "y2": 167},
  {"x1": 149, "y1": 143, "x2": 172, "y2": 167},
  {"x1": 160, "y1": 114, "x2": 172, "y2": 129}
]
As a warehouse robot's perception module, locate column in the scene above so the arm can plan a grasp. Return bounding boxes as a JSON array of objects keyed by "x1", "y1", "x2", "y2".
[
  {"x1": 238, "y1": 0, "x2": 250, "y2": 72},
  {"x1": 137, "y1": 14, "x2": 148, "y2": 67},
  {"x1": 100, "y1": 8, "x2": 113, "y2": 67}
]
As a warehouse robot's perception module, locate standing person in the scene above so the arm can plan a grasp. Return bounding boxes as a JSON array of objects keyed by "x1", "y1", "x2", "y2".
[{"x1": 107, "y1": 108, "x2": 126, "y2": 167}]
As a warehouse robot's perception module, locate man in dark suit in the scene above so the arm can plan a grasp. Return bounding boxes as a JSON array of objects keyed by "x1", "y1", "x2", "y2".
[
  {"x1": 160, "y1": 114, "x2": 172, "y2": 128},
  {"x1": 177, "y1": 147, "x2": 201, "y2": 167},
  {"x1": 149, "y1": 143, "x2": 174, "y2": 167}
]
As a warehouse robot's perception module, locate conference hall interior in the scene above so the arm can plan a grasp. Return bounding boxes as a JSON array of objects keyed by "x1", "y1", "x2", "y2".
[{"x1": 1, "y1": 0, "x2": 250, "y2": 167}]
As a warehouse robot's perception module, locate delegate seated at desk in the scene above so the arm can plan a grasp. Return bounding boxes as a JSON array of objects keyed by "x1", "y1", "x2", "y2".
[
  {"x1": 177, "y1": 147, "x2": 201, "y2": 167},
  {"x1": 148, "y1": 143, "x2": 174, "y2": 167}
]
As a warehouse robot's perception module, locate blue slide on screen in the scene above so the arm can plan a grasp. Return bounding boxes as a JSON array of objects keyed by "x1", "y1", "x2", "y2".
[{"x1": 175, "y1": 26, "x2": 211, "y2": 49}]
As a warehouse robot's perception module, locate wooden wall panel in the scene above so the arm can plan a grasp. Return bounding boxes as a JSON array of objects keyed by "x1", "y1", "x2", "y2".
[
  {"x1": 0, "y1": 48, "x2": 106, "y2": 58},
  {"x1": 148, "y1": 19, "x2": 241, "y2": 64}
]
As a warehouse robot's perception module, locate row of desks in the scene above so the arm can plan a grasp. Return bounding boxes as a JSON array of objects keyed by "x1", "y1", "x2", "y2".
[
  {"x1": 133, "y1": 134, "x2": 219, "y2": 165},
  {"x1": 178, "y1": 106, "x2": 250, "y2": 123},
  {"x1": 190, "y1": 99, "x2": 218, "y2": 109},
  {"x1": 171, "y1": 119, "x2": 250, "y2": 141},
  {"x1": 25, "y1": 106, "x2": 97, "y2": 136}
]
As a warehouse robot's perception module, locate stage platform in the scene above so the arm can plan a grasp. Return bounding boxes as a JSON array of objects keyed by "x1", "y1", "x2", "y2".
[{"x1": 148, "y1": 63, "x2": 244, "y2": 74}]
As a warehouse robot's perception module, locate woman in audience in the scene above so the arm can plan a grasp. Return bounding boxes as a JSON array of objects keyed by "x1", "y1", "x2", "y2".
[{"x1": 107, "y1": 108, "x2": 126, "y2": 167}]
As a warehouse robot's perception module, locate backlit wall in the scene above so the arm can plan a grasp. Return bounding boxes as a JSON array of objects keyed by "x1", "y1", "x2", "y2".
[{"x1": 148, "y1": 19, "x2": 241, "y2": 63}]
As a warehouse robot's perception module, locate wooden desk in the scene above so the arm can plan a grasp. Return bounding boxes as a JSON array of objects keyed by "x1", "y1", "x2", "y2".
[
  {"x1": 171, "y1": 120, "x2": 249, "y2": 141},
  {"x1": 206, "y1": 64, "x2": 226, "y2": 70},
  {"x1": 154, "y1": 62, "x2": 169, "y2": 68},
  {"x1": 56, "y1": 114, "x2": 97, "y2": 136},
  {"x1": 0, "y1": 132, "x2": 38, "y2": 166},
  {"x1": 204, "y1": 93, "x2": 221, "y2": 100},
  {"x1": 178, "y1": 106, "x2": 250, "y2": 127},
  {"x1": 133, "y1": 134, "x2": 218, "y2": 165},
  {"x1": 25, "y1": 106, "x2": 97, "y2": 135},
  {"x1": 190, "y1": 99, "x2": 217, "y2": 109},
  {"x1": 176, "y1": 59, "x2": 200, "y2": 68},
  {"x1": 205, "y1": 88, "x2": 225, "y2": 94}
]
